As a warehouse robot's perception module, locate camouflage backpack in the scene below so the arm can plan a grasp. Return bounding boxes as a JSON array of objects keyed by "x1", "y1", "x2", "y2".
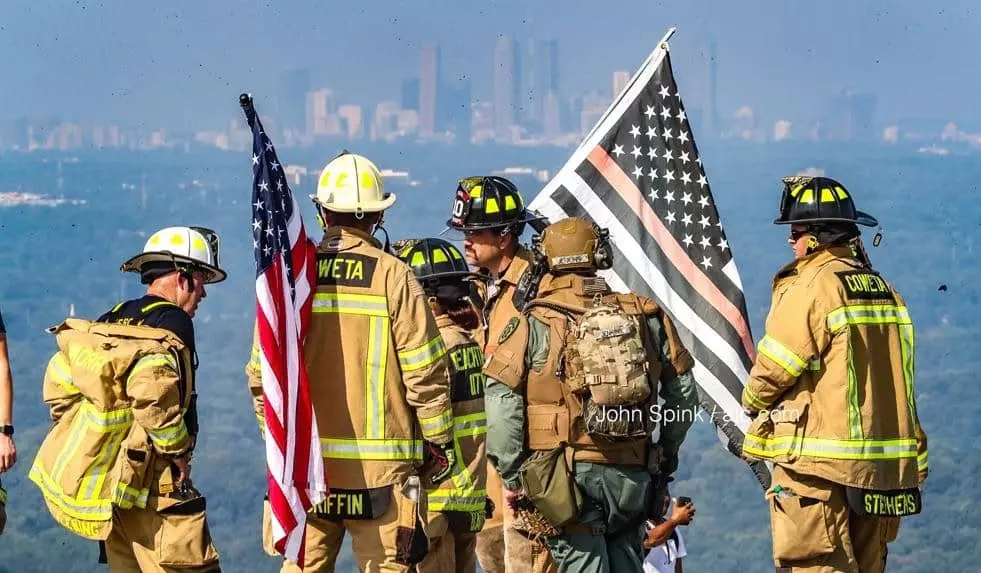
[{"x1": 563, "y1": 297, "x2": 653, "y2": 440}]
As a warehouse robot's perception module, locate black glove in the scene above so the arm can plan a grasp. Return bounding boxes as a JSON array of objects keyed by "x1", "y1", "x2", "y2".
[{"x1": 424, "y1": 441, "x2": 458, "y2": 485}]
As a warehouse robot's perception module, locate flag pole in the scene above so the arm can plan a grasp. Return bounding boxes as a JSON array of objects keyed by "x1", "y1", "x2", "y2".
[{"x1": 580, "y1": 26, "x2": 677, "y2": 145}]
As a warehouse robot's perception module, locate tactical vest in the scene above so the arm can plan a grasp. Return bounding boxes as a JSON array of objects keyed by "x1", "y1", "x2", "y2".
[
  {"x1": 29, "y1": 318, "x2": 194, "y2": 540},
  {"x1": 523, "y1": 277, "x2": 662, "y2": 467}
]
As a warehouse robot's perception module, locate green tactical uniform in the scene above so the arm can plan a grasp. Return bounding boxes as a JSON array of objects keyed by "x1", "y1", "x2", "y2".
[{"x1": 482, "y1": 271, "x2": 699, "y2": 573}]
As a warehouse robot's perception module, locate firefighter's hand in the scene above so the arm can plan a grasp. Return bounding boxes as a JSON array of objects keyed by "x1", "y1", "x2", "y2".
[
  {"x1": 0, "y1": 434, "x2": 16, "y2": 473},
  {"x1": 504, "y1": 488, "x2": 525, "y2": 511},
  {"x1": 485, "y1": 496, "x2": 496, "y2": 519},
  {"x1": 424, "y1": 441, "x2": 457, "y2": 485},
  {"x1": 171, "y1": 455, "x2": 191, "y2": 487}
]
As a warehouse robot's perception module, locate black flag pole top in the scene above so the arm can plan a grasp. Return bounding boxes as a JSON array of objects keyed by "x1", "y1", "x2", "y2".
[{"x1": 239, "y1": 92, "x2": 257, "y2": 128}]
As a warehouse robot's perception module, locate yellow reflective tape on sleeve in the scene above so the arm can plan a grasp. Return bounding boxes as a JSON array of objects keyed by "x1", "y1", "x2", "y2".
[
  {"x1": 742, "y1": 434, "x2": 918, "y2": 461},
  {"x1": 398, "y1": 335, "x2": 447, "y2": 372},
  {"x1": 742, "y1": 386, "x2": 769, "y2": 411},
  {"x1": 127, "y1": 354, "x2": 178, "y2": 384},
  {"x1": 918, "y1": 450, "x2": 928, "y2": 473},
  {"x1": 146, "y1": 421, "x2": 190, "y2": 450},
  {"x1": 757, "y1": 335, "x2": 807, "y2": 377},
  {"x1": 312, "y1": 293, "x2": 389, "y2": 317},
  {"x1": 49, "y1": 352, "x2": 80, "y2": 394},
  {"x1": 320, "y1": 438, "x2": 423, "y2": 461},
  {"x1": 419, "y1": 408, "x2": 454, "y2": 441}
]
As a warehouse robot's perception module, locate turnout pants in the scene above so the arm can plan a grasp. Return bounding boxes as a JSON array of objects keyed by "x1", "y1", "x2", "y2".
[
  {"x1": 768, "y1": 465, "x2": 902, "y2": 573},
  {"x1": 270, "y1": 480, "x2": 428, "y2": 573},
  {"x1": 475, "y1": 461, "x2": 506, "y2": 573},
  {"x1": 416, "y1": 512, "x2": 479, "y2": 573},
  {"x1": 544, "y1": 462, "x2": 650, "y2": 573}
]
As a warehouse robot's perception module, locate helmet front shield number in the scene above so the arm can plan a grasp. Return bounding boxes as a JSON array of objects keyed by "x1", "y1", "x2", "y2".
[{"x1": 190, "y1": 226, "x2": 220, "y2": 269}]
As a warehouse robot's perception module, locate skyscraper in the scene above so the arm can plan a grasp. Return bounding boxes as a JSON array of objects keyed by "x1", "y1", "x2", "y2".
[
  {"x1": 280, "y1": 68, "x2": 311, "y2": 136},
  {"x1": 494, "y1": 36, "x2": 521, "y2": 140},
  {"x1": 401, "y1": 78, "x2": 420, "y2": 112},
  {"x1": 420, "y1": 44, "x2": 441, "y2": 135}
]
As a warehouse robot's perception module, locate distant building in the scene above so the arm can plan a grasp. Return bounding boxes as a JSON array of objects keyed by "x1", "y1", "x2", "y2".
[
  {"x1": 494, "y1": 36, "x2": 520, "y2": 141},
  {"x1": 401, "y1": 78, "x2": 420, "y2": 112},
  {"x1": 419, "y1": 44, "x2": 441, "y2": 136}
]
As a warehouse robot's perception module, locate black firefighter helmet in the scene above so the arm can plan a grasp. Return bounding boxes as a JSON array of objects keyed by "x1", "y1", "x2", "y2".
[
  {"x1": 395, "y1": 237, "x2": 489, "y2": 303},
  {"x1": 446, "y1": 175, "x2": 543, "y2": 233},
  {"x1": 775, "y1": 176, "x2": 878, "y2": 227}
]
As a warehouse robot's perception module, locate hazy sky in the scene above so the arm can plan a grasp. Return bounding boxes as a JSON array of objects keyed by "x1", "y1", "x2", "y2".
[{"x1": 1, "y1": 0, "x2": 977, "y2": 131}]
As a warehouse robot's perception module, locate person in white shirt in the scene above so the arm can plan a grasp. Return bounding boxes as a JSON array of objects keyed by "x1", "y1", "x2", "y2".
[{"x1": 643, "y1": 494, "x2": 695, "y2": 573}]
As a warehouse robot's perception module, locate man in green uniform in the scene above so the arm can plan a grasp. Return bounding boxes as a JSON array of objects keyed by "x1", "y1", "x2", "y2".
[{"x1": 482, "y1": 217, "x2": 700, "y2": 573}]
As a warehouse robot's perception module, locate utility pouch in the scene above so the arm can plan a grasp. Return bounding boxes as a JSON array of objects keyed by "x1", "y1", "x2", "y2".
[
  {"x1": 519, "y1": 446, "x2": 582, "y2": 528},
  {"x1": 845, "y1": 486, "x2": 921, "y2": 517},
  {"x1": 155, "y1": 494, "x2": 220, "y2": 568}
]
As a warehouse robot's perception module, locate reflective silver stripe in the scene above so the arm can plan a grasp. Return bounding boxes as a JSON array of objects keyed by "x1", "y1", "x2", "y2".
[
  {"x1": 419, "y1": 409, "x2": 453, "y2": 440},
  {"x1": 453, "y1": 413, "x2": 487, "y2": 437},
  {"x1": 398, "y1": 335, "x2": 447, "y2": 372},
  {"x1": 827, "y1": 305, "x2": 911, "y2": 332},
  {"x1": 899, "y1": 323, "x2": 917, "y2": 422},
  {"x1": 312, "y1": 293, "x2": 388, "y2": 317},
  {"x1": 426, "y1": 490, "x2": 488, "y2": 512},
  {"x1": 743, "y1": 435, "x2": 918, "y2": 460},
  {"x1": 28, "y1": 465, "x2": 113, "y2": 519},
  {"x1": 365, "y1": 317, "x2": 389, "y2": 438},
  {"x1": 320, "y1": 438, "x2": 423, "y2": 461},
  {"x1": 757, "y1": 335, "x2": 807, "y2": 377},
  {"x1": 917, "y1": 450, "x2": 928, "y2": 472},
  {"x1": 846, "y1": 340, "x2": 863, "y2": 440}
]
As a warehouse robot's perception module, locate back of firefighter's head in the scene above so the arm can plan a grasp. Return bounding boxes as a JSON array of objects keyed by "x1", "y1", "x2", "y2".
[
  {"x1": 775, "y1": 175, "x2": 878, "y2": 260},
  {"x1": 312, "y1": 151, "x2": 394, "y2": 233},
  {"x1": 120, "y1": 226, "x2": 227, "y2": 318},
  {"x1": 538, "y1": 217, "x2": 614, "y2": 276},
  {"x1": 445, "y1": 175, "x2": 530, "y2": 270},
  {"x1": 395, "y1": 237, "x2": 488, "y2": 330}
]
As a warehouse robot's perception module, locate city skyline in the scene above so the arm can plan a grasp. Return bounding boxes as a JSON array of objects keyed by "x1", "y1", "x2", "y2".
[{"x1": 3, "y1": 1, "x2": 981, "y2": 132}]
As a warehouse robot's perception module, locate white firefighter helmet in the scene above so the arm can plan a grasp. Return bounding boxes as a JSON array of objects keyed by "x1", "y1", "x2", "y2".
[
  {"x1": 121, "y1": 226, "x2": 227, "y2": 284},
  {"x1": 311, "y1": 152, "x2": 395, "y2": 214}
]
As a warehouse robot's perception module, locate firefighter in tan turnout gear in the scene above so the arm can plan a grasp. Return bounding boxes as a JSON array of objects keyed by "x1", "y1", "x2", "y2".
[
  {"x1": 483, "y1": 218, "x2": 699, "y2": 573},
  {"x1": 248, "y1": 152, "x2": 456, "y2": 572},
  {"x1": 444, "y1": 175, "x2": 555, "y2": 573},
  {"x1": 30, "y1": 225, "x2": 226, "y2": 572},
  {"x1": 395, "y1": 237, "x2": 491, "y2": 573},
  {"x1": 741, "y1": 176, "x2": 928, "y2": 573}
]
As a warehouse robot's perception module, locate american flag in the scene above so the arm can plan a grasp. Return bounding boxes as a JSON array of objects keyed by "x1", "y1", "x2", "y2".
[
  {"x1": 242, "y1": 94, "x2": 327, "y2": 562},
  {"x1": 528, "y1": 31, "x2": 771, "y2": 489}
]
